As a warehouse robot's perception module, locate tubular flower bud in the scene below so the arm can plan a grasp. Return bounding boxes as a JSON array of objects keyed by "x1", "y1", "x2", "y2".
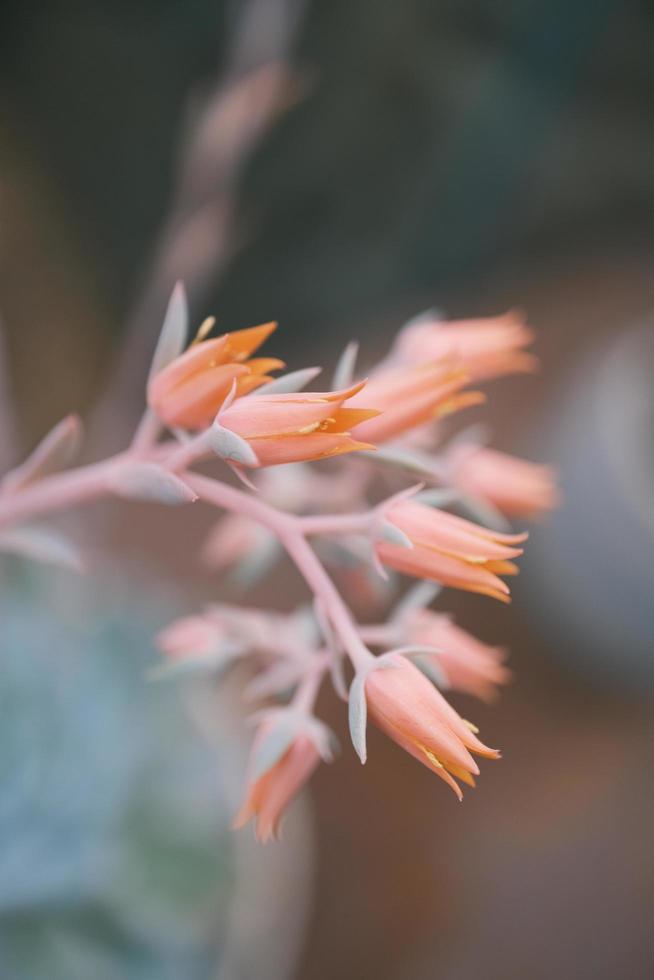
[
  {"x1": 348, "y1": 362, "x2": 484, "y2": 444},
  {"x1": 148, "y1": 322, "x2": 281, "y2": 429},
  {"x1": 234, "y1": 721, "x2": 325, "y2": 842},
  {"x1": 391, "y1": 311, "x2": 538, "y2": 381},
  {"x1": 363, "y1": 655, "x2": 499, "y2": 799},
  {"x1": 378, "y1": 499, "x2": 527, "y2": 602},
  {"x1": 406, "y1": 609, "x2": 511, "y2": 701},
  {"x1": 218, "y1": 382, "x2": 378, "y2": 466},
  {"x1": 445, "y1": 444, "x2": 560, "y2": 519}
]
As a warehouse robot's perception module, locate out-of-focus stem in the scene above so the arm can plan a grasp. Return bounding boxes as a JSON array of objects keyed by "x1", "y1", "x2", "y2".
[
  {"x1": 297, "y1": 512, "x2": 370, "y2": 537},
  {"x1": 291, "y1": 664, "x2": 325, "y2": 714},
  {"x1": 0, "y1": 433, "x2": 371, "y2": 675},
  {"x1": 0, "y1": 457, "x2": 124, "y2": 530},
  {"x1": 130, "y1": 408, "x2": 162, "y2": 455}
]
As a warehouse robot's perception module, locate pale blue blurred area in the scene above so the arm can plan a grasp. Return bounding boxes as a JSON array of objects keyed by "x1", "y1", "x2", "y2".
[
  {"x1": 0, "y1": 567, "x2": 234, "y2": 979},
  {"x1": 522, "y1": 321, "x2": 654, "y2": 692}
]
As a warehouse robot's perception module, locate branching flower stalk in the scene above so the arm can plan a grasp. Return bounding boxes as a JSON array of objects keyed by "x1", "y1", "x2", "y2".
[{"x1": 0, "y1": 285, "x2": 559, "y2": 841}]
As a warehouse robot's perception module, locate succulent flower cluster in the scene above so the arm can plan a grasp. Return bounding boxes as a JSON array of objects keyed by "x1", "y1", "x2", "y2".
[{"x1": 0, "y1": 286, "x2": 558, "y2": 841}]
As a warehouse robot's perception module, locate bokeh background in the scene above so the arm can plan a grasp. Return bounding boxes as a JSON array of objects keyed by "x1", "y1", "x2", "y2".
[{"x1": 1, "y1": 2, "x2": 653, "y2": 978}]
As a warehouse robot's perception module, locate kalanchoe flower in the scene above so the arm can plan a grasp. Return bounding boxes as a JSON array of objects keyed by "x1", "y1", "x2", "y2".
[
  {"x1": 405, "y1": 609, "x2": 511, "y2": 701},
  {"x1": 234, "y1": 709, "x2": 333, "y2": 841},
  {"x1": 215, "y1": 382, "x2": 378, "y2": 466},
  {"x1": 443, "y1": 443, "x2": 560, "y2": 519},
  {"x1": 349, "y1": 654, "x2": 499, "y2": 799},
  {"x1": 391, "y1": 311, "x2": 538, "y2": 381},
  {"x1": 378, "y1": 498, "x2": 527, "y2": 602},
  {"x1": 347, "y1": 362, "x2": 484, "y2": 444},
  {"x1": 148, "y1": 321, "x2": 283, "y2": 429}
]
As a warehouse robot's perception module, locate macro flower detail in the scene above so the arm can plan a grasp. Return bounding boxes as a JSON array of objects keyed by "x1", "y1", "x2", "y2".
[
  {"x1": 349, "y1": 654, "x2": 499, "y2": 800},
  {"x1": 216, "y1": 382, "x2": 378, "y2": 466},
  {"x1": 404, "y1": 609, "x2": 511, "y2": 702},
  {"x1": 443, "y1": 443, "x2": 560, "y2": 519},
  {"x1": 0, "y1": 278, "x2": 557, "y2": 838},
  {"x1": 234, "y1": 710, "x2": 333, "y2": 842},
  {"x1": 391, "y1": 310, "x2": 538, "y2": 381},
  {"x1": 378, "y1": 498, "x2": 527, "y2": 601},
  {"x1": 148, "y1": 321, "x2": 283, "y2": 429},
  {"x1": 347, "y1": 362, "x2": 484, "y2": 444}
]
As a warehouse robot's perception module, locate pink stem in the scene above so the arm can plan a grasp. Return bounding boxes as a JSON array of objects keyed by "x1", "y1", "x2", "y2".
[
  {"x1": 0, "y1": 457, "x2": 124, "y2": 530},
  {"x1": 0, "y1": 439, "x2": 373, "y2": 674},
  {"x1": 292, "y1": 664, "x2": 325, "y2": 714},
  {"x1": 358, "y1": 624, "x2": 398, "y2": 647},
  {"x1": 186, "y1": 473, "x2": 373, "y2": 671}
]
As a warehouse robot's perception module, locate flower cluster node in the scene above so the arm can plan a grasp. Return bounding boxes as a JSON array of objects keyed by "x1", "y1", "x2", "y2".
[{"x1": 0, "y1": 285, "x2": 559, "y2": 840}]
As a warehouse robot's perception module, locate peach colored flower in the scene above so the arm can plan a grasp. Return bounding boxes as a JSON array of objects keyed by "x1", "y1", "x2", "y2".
[
  {"x1": 348, "y1": 362, "x2": 484, "y2": 444},
  {"x1": 392, "y1": 311, "x2": 538, "y2": 381},
  {"x1": 234, "y1": 735, "x2": 320, "y2": 841},
  {"x1": 445, "y1": 443, "x2": 560, "y2": 519},
  {"x1": 358, "y1": 654, "x2": 499, "y2": 799},
  {"x1": 148, "y1": 322, "x2": 283, "y2": 429},
  {"x1": 234, "y1": 712, "x2": 331, "y2": 842},
  {"x1": 218, "y1": 381, "x2": 378, "y2": 466},
  {"x1": 378, "y1": 499, "x2": 527, "y2": 601},
  {"x1": 407, "y1": 609, "x2": 511, "y2": 701}
]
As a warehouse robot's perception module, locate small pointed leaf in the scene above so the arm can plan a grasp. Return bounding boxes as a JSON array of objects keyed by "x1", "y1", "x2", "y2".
[
  {"x1": 348, "y1": 672, "x2": 368, "y2": 764},
  {"x1": 332, "y1": 341, "x2": 359, "y2": 389},
  {"x1": 109, "y1": 462, "x2": 197, "y2": 504},
  {"x1": 377, "y1": 519, "x2": 414, "y2": 550},
  {"x1": 148, "y1": 644, "x2": 241, "y2": 681},
  {"x1": 2, "y1": 415, "x2": 82, "y2": 493},
  {"x1": 413, "y1": 656, "x2": 450, "y2": 689},
  {"x1": 244, "y1": 660, "x2": 305, "y2": 702},
  {"x1": 251, "y1": 723, "x2": 297, "y2": 782},
  {"x1": 0, "y1": 525, "x2": 83, "y2": 571},
  {"x1": 254, "y1": 367, "x2": 322, "y2": 395},
  {"x1": 148, "y1": 282, "x2": 188, "y2": 381},
  {"x1": 393, "y1": 581, "x2": 442, "y2": 620},
  {"x1": 414, "y1": 488, "x2": 460, "y2": 508},
  {"x1": 207, "y1": 423, "x2": 259, "y2": 466},
  {"x1": 329, "y1": 653, "x2": 348, "y2": 701}
]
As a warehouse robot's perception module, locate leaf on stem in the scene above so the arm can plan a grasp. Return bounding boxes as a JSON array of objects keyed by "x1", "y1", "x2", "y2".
[
  {"x1": 0, "y1": 525, "x2": 83, "y2": 571},
  {"x1": 206, "y1": 423, "x2": 259, "y2": 467},
  {"x1": 2, "y1": 415, "x2": 82, "y2": 493},
  {"x1": 348, "y1": 671, "x2": 368, "y2": 764},
  {"x1": 148, "y1": 281, "x2": 188, "y2": 382},
  {"x1": 109, "y1": 462, "x2": 197, "y2": 505},
  {"x1": 332, "y1": 341, "x2": 359, "y2": 390}
]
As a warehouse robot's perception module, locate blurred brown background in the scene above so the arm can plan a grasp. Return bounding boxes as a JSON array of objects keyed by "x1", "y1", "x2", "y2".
[{"x1": 1, "y1": 2, "x2": 653, "y2": 979}]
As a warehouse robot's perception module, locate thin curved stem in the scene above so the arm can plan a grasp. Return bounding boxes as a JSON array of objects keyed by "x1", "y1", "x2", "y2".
[
  {"x1": 0, "y1": 433, "x2": 373, "y2": 675},
  {"x1": 186, "y1": 472, "x2": 373, "y2": 672},
  {"x1": 0, "y1": 456, "x2": 125, "y2": 530}
]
